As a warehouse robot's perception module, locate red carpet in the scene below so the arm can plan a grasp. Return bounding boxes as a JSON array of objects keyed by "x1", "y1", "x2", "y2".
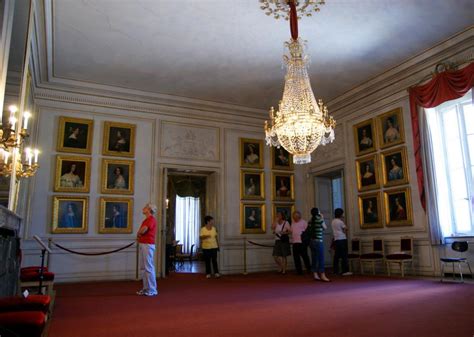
[{"x1": 48, "y1": 273, "x2": 473, "y2": 337}]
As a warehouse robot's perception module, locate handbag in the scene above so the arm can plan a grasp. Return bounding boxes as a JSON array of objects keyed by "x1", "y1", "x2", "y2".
[
  {"x1": 278, "y1": 221, "x2": 290, "y2": 244},
  {"x1": 301, "y1": 227, "x2": 311, "y2": 246}
]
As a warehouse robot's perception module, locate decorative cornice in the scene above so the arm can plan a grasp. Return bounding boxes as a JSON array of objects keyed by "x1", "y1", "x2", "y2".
[
  {"x1": 34, "y1": 87, "x2": 268, "y2": 126},
  {"x1": 328, "y1": 27, "x2": 474, "y2": 120}
]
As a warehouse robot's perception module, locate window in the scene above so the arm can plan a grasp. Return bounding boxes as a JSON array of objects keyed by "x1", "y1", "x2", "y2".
[
  {"x1": 175, "y1": 196, "x2": 201, "y2": 253},
  {"x1": 426, "y1": 89, "x2": 474, "y2": 236}
]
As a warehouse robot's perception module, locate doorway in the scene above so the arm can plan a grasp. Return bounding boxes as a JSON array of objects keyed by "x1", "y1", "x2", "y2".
[
  {"x1": 313, "y1": 168, "x2": 345, "y2": 266},
  {"x1": 162, "y1": 169, "x2": 218, "y2": 276}
]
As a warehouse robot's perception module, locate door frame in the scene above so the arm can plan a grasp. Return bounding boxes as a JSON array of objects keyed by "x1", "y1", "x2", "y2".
[{"x1": 158, "y1": 163, "x2": 221, "y2": 278}]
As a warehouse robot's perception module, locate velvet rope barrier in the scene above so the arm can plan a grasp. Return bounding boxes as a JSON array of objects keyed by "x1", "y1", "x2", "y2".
[
  {"x1": 247, "y1": 240, "x2": 275, "y2": 248},
  {"x1": 50, "y1": 241, "x2": 136, "y2": 256}
]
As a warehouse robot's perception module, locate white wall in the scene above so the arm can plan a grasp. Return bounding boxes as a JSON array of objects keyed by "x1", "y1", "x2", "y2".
[
  {"x1": 308, "y1": 28, "x2": 474, "y2": 276},
  {"x1": 20, "y1": 87, "x2": 307, "y2": 282}
]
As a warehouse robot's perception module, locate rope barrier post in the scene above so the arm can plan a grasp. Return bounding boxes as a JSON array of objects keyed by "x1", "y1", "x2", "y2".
[
  {"x1": 243, "y1": 237, "x2": 248, "y2": 275},
  {"x1": 135, "y1": 242, "x2": 140, "y2": 280},
  {"x1": 47, "y1": 238, "x2": 52, "y2": 268}
]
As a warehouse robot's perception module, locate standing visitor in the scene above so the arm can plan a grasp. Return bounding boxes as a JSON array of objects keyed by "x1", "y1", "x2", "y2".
[
  {"x1": 136, "y1": 203, "x2": 158, "y2": 296},
  {"x1": 272, "y1": 211, "x2": 291, "y2": 274},
  {"x1": 291, "y1": 211, "x2": 311, "y2": 275},
  {"x1": 200, "y1": 215, "x2": 220, "y2": 278},
  {"x1": 331, "y1": 208, "x2": 352, "y2": 276},
  {"x1": 307, "y1": 208, "x2": 330, "y2": 282}
]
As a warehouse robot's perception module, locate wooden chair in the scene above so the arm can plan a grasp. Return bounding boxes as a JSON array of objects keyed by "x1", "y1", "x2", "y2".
[
  {"x1": 360, "y1": 238, "x2": 384, "y2": 275},
  {"x1": 386, "y1": 237, "x2": 413, "y2": 277},
  {"x1": 348, "y1": 238, "x2": 361, "y2": 273},
  {"x1": 440, "y1": 241, "x2": 473, "y2": 283},
  {"x1": 176, "y1": 244, "x2": 195, "y2": 265}
]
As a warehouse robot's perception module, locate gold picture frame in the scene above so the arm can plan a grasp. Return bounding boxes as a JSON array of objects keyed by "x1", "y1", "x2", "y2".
[
  {"x1": 52, "y1": 196, "x2": 89, "y2": 234},
  {"x1": 98, "y1": 197, "x2": 134, "y2": 234},
  {"x1": 101, "y1": 159, "x2": 135, "y2": 195},
  {"x1": 358, "y1": 192, "x2": 383, "y2": 229},
  {"x1": 353, "y1": 118, "x2": 377, "y2": 156},
  {"x1": 377, "y1": 107, "x2": 405, "y2": 149},
  {"x1": 240, "y1": 203, "x2": 266, "y2": 234},
  {"x1": 240, "y1": 138, "x2": 264, "y2": 168},
  {"x1": 54, "y1": 155, "x2": 91, "y2": 193},
  {"x1": 271, "y1": 147, "x2": 294, "y2": 170},
  {"x1": 272, "y1": 203, "x2": 295, "y2": 224},
  {"x1": 240, "y1": 170, "x2": 265, "y2": 200},
  {"x1": 272, "y1": 172, "x2": 295, "y2": 201},
  {"x1": 384, "y1": 187, "x2": 413, "y2": 227},
  {"x1": 381, "y1": 146, "x2": 409, "y2": 187},
  {"x1": 57, "y1": 116, "x2": 94, "y2": 154},
  {"x1": 102, "y1": 121, "x2": 136, "y2": 157},
  {"x1": 356, "y1": 154, "x2": 380, "y2": 192}
]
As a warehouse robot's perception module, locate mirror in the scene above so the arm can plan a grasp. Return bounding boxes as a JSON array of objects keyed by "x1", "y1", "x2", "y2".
[{"x1": 1, "y1": 0, "x2": 33, "y2": 211}]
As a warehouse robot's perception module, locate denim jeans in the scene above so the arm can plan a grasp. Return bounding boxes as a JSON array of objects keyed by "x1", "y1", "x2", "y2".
[
  {"x1": 139, "y1": 243, "x2": 157, "y2": 294},
  {"x1": 310, "y1": 240, "x2": 325, "y2": 273}
]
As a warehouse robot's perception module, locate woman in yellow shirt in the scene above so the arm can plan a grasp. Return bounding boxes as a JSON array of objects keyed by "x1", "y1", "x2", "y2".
[{"x1": 200, "y1": 215, "x2": 220, "y2": 278}]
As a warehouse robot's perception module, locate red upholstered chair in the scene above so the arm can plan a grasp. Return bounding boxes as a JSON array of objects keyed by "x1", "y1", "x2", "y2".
[
  {"x1": 20, "y1": 269, "x2": 55, "y2": 295},
  {"x1": 386, "y1": 237, "x2": 413, "y2": 277},
  {"x1": 348, "y1": 238, "x2": 361, "y2": 273},
  {"x1": 0, "y1": 311, "x2": 46, "y2": 337},
  {"x1": 0, "y1": 295, "x2": 51, "y2": 314},
  {"x1": 21, "y1": 266, "x2": 48, "y2": 274},
  {"x1": 360, "y1": 238, "x2": 385, "y2": 275}
]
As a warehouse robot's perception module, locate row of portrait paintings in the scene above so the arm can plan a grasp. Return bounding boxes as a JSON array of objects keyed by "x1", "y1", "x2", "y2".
[
  {"x1": 358, "y1": 187, "x2": 413, "y2": 229},
  {"x1": 57, "y1": 117, "x2": 136, "y2": 157},
  {"x1": 54, "y1": 155, "x2": 134, "y2": 195},
  {"x1": 354, "y1": 108, "x2": 405, "y2": 156},
  {"x1": 240, "y1": 171, "x2": 294, "y2": 201},
  {"x1": 356, "y1": 146, "x2": 409, "y2": 192},
  {"x1": 51, "y1": 196, "x2": 133, "y2": 234},
  {"x1": 240, "y1": 203, "x2": 295, "y2": 234},
  {"x1": 240, "y1": 138, "x2": 294, "y2": 170}
]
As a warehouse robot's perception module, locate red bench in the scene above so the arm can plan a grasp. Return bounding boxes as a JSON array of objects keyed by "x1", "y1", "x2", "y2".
[
  {"x1": 0, "y1": 295, "x2": 51, "y2": 313},
  {"x1": 0, "y1": 311, "x2": 46, "y2": 337}
]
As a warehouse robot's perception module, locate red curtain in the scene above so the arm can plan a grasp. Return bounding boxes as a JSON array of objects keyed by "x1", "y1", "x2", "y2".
[{"x1": 409, "y1": 62, "x2": 474, "y2": 211}]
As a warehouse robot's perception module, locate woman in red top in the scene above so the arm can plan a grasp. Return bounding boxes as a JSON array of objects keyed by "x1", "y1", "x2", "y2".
[{"x1": 136, "y1": 203, "x2": 158, "y2": 296}]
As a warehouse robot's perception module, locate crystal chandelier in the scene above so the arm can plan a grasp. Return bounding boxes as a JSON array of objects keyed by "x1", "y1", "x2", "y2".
[
  {"x1": 0, "y1": 105, "x2": 40, "y2": 178},
  {"x1": 259, "y1": 0, "x2": 326, "y2": 20},
  {"x1": 263, "y1": 0, "x2": 335, "y2": 164}
]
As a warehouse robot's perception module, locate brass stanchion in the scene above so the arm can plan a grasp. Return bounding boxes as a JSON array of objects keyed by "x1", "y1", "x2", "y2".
[
  {"x1": 243, "y1": 237, "x2": 248, "y2": 275},
  {"x1": 135, "y1": 242, "x2": 140, "y2": 280}
]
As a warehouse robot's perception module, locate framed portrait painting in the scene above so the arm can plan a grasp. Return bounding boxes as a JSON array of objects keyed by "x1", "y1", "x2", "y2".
[
  {"x1": 54, "y1": 155, "x2": 91, "y2": 193},
  {"x1": 99, "y1": 197, "x2": 133, "y2": 233},
  {"x1": 240, "y1": 203, "x2": 266, "y2": 234},
  {"x1": 353, "y1": 119, "x2": 376, "y2": 156},
  {"x1": 384, "y1": 188, "x2": 413, "y2": 227},
  {"x1": 102, "y1": 122, "x2": 136, "y2": 157},
  {"x1": 377, "y1": 107, "x2": 405, "y2": 149},
  {"x1": 240, "y1": 138, "x2": 263, "y2": 168},
  {"x1": 240, "y1": 170, "x2": 265, "y2": 200},
  {"x1": 52, "y1": 196, "x2": 88, "y2": 233},
  {"x1": 272, "y1": 203, "x2": 295, "y2": 225},
  {"x1": 381, "y1": 146, "x2": 409, "y2": 187},
  {"x1": 271, "y1": 147, "x2": 293, "y2": 170},
  {"x1": 358, "y1": 192, "x2": 383, "y2": 229},
  {"x1": 57, "y1": 117, "x2": 93, "y2": 154},
  {"x1": 272, "y1": 173, "x2": 294, "y2": 201},
  {"x1": 101, "y1": 159, "x2": 134, "y2": 195},
  {"x1": 355, "y1": 154, "x2": 380, "y2": 192}
]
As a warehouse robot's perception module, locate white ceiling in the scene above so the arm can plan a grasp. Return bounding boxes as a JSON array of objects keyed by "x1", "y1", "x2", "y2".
[{"x1": 50, "y1": 0, "x2": 474, "y2": 109}]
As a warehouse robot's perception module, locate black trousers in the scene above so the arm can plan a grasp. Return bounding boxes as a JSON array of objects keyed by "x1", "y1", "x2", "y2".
[
  {"x1": 333, "y1": 239, "x2": 349, "y2": 274},
  {"x1": 292, "y1": 243, "x2": 311, "y2": 274},
  {"x1": 203, "y1": 248, "x2": 219, "y2": 275}
]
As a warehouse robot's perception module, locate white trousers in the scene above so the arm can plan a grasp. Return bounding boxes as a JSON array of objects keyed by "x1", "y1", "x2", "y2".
[{"x1": 139, "y1": 243, "x2": 157, "y2": 293}]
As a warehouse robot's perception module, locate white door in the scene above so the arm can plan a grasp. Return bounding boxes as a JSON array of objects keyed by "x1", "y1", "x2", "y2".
[
  {"x1": 314, "y1": 176, "x2": 334, "y2": 266},
  {"x1": 160, "y1": 168, "x2": 169, "y2": 278}
]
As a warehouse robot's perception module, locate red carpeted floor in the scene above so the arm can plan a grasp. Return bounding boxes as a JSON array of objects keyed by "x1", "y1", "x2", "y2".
[{"x1": 48, "y1": 273, "x2": 474, "y2": 337}]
